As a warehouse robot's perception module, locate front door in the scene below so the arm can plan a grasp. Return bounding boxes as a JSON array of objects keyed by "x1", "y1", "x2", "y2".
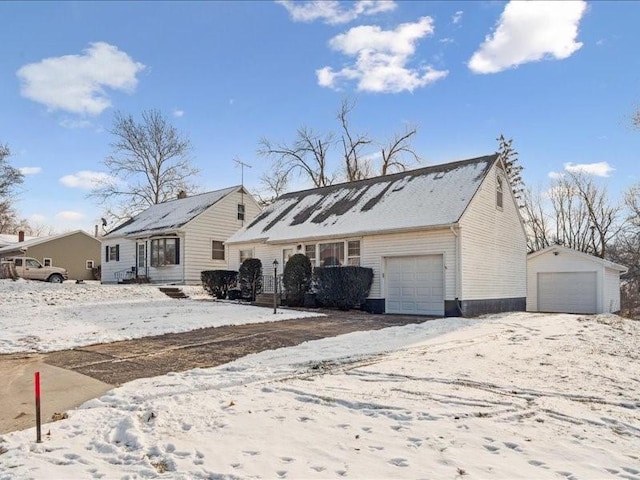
[{"x1": 137, "y1": 243, "x2": 147, "y2": 277}]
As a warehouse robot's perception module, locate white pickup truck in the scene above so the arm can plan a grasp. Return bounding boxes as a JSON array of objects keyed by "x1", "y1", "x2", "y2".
[{"x1": 1, "y1": 256, "x2": 68, "y2": 283}]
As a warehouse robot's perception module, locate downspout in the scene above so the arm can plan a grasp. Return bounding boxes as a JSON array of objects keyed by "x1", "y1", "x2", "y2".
[{"x1": 450, "y1": 224, "x2": 462, "y2": 316}]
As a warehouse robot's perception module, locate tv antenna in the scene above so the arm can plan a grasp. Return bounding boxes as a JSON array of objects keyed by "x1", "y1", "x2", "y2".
[{"x1": 234, "y1": 158, "x2": 252, "y2": 189}]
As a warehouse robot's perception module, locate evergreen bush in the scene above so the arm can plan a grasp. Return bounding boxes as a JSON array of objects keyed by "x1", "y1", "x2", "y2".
[
  {"x1": 283, "y1": 253, "x2": 312, "y2": 307},
  {"x1": 314, "y1": 266, "x2": 373, "y2": 310},
  {"x1": 239, "y1": 258, "x2": 263, "y2": 301},
  {"x1": 201, "y1": 270, "x2": 238, "y2": 299}
]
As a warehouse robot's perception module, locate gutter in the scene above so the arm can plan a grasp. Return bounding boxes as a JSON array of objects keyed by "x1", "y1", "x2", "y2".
[{"x1": 226, "y1": 223, "x2": 460, "y2": 246}]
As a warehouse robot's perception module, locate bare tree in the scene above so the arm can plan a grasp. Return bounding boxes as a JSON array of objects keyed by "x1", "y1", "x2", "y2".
[
  {"x1": 258, "y1": 98, "x2": 420, "y2": 197},
  {"x1": 253, "y1": 166, "x2": 290, "y2": 207},
  {"x1": 91, "y1": 110, "x2": 199, "y2": 222},
  {"x1": 380, "y1": 126, "x2": 420, "y2": 176},
  {"x1": 0, "y1": 144, "x2": 24, "y2": 233},
  {"x1": 521, "y1": 186, "x2": 551, "y2": 252},
  {"x1": 258, "y1": 127, "x2": 335, "y2": 189},
  {"x1": 338, "y1": 98, "x2": 372, "y2": 181}
]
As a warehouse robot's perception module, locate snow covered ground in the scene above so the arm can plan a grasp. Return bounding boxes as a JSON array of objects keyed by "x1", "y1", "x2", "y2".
[
  {"x1": 1, "y1": 281, "x2": 639, "y2": 479},
  {"x1": 0, "y1": 279, "x2": 322, "y2": 353}
]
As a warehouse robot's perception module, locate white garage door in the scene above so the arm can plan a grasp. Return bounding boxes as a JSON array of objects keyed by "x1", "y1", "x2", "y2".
[
  {"x1": 537, "y1": 272, "x2": 597, "y2": 314},
  {"x1": 386, "y1": 255, "x2": 444, "y2": 316}
]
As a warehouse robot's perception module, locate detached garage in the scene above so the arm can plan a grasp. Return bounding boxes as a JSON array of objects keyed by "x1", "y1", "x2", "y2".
[{"x1": 527, "y1": 245, "x2": 627, "y2": 314}]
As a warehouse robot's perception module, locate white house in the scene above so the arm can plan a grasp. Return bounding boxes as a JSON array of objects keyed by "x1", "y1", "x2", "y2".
[
  {"x1": 527, "y1": 245, "x2": 628, "y2": 314},
  {"x1": 101, "y1": 186, "x2": 261, "y2": 284},
  {"x1": 226, "y1": 154, "x2": 527, "y2": 317}
]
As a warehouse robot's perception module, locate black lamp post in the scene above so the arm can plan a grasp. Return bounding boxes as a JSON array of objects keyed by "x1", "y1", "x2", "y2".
[{"x1": 273, "y1": 259, "x2": 279, "y2": 314}]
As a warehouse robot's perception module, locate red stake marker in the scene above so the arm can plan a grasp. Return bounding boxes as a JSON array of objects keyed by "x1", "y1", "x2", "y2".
[{"x1": 35, "y1": 371, "x2": 42, "y2": 443}]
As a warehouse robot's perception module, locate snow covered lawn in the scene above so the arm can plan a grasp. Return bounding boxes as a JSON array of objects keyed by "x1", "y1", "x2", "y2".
[
  {"x1": 1, "y1": 300, "x2": 639, "y2": 478},
  {"x1": 0, "y1": 279, "x2": 322, "y2": 354}
]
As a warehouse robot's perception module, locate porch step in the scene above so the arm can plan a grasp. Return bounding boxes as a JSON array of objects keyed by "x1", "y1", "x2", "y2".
[
  {"x1": 159, "y1": 287, "x2": 189, "y2": 299},
  {"x1": 253, "y1": 293, "x2": 281, "y2": 308}
]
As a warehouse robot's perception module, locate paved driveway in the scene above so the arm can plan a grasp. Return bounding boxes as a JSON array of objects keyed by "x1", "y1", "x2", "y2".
[{"x1": 43, "y1": 310, "x2": 435, "y2": 385}]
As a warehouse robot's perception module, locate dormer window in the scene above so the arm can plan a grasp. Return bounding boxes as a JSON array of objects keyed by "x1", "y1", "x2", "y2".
[
  {"x1": 237, "y1": 203, "x2": 245, "y2": 221},
  {"x1": 496, "y1": 176, "x2": 504, "y2": 209}
]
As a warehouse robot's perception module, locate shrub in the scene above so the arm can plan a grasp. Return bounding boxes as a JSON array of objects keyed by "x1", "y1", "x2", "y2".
[
  {"x1": 239, "y1": 258, "x2": 263, "y2": 301},
  {"x1": 283, "y1": 254, "x2": 312, "y2": 307},
  {"x1": 201, "y1": 270, "x2": 238, "y2": 299},
  {"x1": 314, "y1": 266, "x2": 373, "y2": 310}
]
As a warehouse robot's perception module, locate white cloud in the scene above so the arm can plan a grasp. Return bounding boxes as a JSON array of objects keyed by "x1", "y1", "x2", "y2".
[
  {"x1": 317, "y1": 17, "x2": 448, "y2": 93},
  {"x1": 277, "y1": 0, "x2": 396, "y2": 25},
  {"x1": 59, "y1": 170, "x2": 116, "y2": 190},
  {"x1": 452, "y1": 10, "x2": 463, "y2": 24},
  {"x1": 173, "y1": 109, "x2": 185, "y2": 118},
  {"x1": 19, "y1": 167, "x2": 42, "y2": 175},
  {"x1": 55, "y1": 211, "x2": 85, "y2": 222},
  {"x1": 17, "y1": 42, "x2": 145, "y2": 115},
  {"x1": 29, "y1": 214, "x2": 46, "y2": 223},
  {"x1": 59, "y1": 118, "x2": 93, "y2": 129},
  {"x1": 564, "y1": 161, "x2": 614, "y2": 177},
  {"x1": 548, "y1": 171, "x2": 564, "y2": 180},
  {"x1": 468, "y1": 1, "x2": 587, "y2": 74}
]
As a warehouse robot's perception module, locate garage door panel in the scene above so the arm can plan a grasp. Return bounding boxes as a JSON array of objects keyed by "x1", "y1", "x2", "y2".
[
  {"x1": 386, "y1": 255, "x2": 444, "y2": 316},
  {"x1": 538, "y1": 272, "x2": 597, "y2": 314}
]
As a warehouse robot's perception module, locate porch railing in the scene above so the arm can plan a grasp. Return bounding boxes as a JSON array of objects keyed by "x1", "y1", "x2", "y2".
[{"x1": 262, "y1": 273, "x2": 283, "y2": 294}]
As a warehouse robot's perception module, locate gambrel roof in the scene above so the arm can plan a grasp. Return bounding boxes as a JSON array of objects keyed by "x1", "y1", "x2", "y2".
[
  {"x1": 103, "y1": 186, "x2": 241, "y2": 239},
  {"x1": 227, "y1": 154, "x2": 498, "y2": 245}
]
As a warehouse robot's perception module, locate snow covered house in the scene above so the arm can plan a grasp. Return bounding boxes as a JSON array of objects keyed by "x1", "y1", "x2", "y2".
[
  {"x1": 101, "y1": 186, "x2": 261, "y2": 284},
  {"x1": 226, "y1": 154, "x2": 527, "y2": 316},
  {"x1": 0, "y1": 230, "x2": 101, "y2": 281},
  {"x1": 527, "y1": 245, "x2": 627, "y2": 314}
]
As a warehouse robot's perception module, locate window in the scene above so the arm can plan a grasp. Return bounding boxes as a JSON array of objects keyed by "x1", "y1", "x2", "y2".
[
  {"x1": 305, "y1": 244, "x2": 316, "y2": 265},
  {"x1": 106, "y1": 244, "x2": 119, "y2": 262},
  {"x1": 137, "y1": 244, "x2": 146, "y2": 268},
  {"x1": 43, "y1": 258, "x2": 52, "y2": 267},
  {"x1": 347, "y1": 240, "x2": 361, "y2": 266},
  {"x1": 237, "y1": 203, "x2": 245, "y2": 221},
  {"x1": 282, "y1": 248, "x2": 294, "y2": 266},
  {"x1": 14, "y1": 258, "x2": 23, "y2": 267},
  {"x1": 212, "y1": 240, "x2": 225, "y2": 260},
  {"x1": 496, "y1": 176, "x2": 504, "y2": 209},
  {"x1": 239, "y1": 249, "x2": 252, "y2": 264},
  {"x1": 319, "y1": 242, "x2": 344, "y2": 267},
  {"x1": 86, "y1": 260, "x2": 95, "y2": 270},
  {"x1": 26, "y1": 258, "x2": 42, "y2": 268},
  {"x1": 150, "y1": 238, "x2": 180, "y2": 267}
]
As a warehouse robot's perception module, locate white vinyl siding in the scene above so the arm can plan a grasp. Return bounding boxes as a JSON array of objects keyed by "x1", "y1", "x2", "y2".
[
  {"x1": 604, "y1": 267, "x2": 621, "y2": 313},
  {"x1": 459, "y1": 164, "x2": 527, "y2": 300},
  {"x1": 363, "y1": 229, "x2": 456, "y2": 301},
  {"x1": 537, "y1": 272, "x2": 597, "y2": 314},
  {"x1": 182, "y1": 190, "x2": 261, "y2": 284},
  {"x1": 528, "y1": 247, "x2": 625, "y2": 314},
  {"x1": 101, "y1": 238, "x2": 136, "y2": 284}
]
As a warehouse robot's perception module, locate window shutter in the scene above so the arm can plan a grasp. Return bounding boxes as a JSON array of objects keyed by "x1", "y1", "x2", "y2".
[
  {"x1": 105, "y1": 245, "x2": 109, "y2": 262},
  {"x1": 115, "y1": 244, "x2": 120, "y2": 261},
  {"x1": 175, "y1": 238, "x2": 180, "y2": 264}
]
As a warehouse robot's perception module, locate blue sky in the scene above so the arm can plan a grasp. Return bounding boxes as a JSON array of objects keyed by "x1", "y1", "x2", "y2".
[{"x1": 1, "y1": 1, "x2": 639, "y2": 234}]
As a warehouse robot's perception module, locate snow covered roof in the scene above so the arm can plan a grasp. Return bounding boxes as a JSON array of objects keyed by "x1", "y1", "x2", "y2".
[
  {"x1": 103, "y1": 186, "x2": 241, "y2": 238},
  {"x1": 528, "y1": 245, "x2": 628, "y2": 273},
  {"x1": 0, "y1": 230, "x2": 96, "y2": 254},
  {"x1": 227, "y1": 155, "x2": 497, "y2": 245},
  {"x1": 0, "y1": 234, "x2": 38, "y2": 248}
]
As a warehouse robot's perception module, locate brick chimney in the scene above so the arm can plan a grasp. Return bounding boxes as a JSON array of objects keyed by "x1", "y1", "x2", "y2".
[
  {"x1": 177, "y1": 190, "x2": 187, "y2": 199},
  {"x1": 18, "y1": 230, "x2": 24, "y2": 242}
]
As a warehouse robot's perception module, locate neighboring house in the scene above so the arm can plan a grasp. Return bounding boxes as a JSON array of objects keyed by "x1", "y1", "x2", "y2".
[
  {"x1": 226, "y1": 154, "x2": 527, "y2": 317},
  {"x1": 0, "y1": 230, "x2": 101, "y2": 281},
  {"x1": 527, "y1": 245, "x2": 628, "y2": 314},
  {"x1": 101, "y1": 186, "x2": 261, "y2": 285},
  {"x1": 0, "y1": 232, "x2": 37, "y2": 248}
]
